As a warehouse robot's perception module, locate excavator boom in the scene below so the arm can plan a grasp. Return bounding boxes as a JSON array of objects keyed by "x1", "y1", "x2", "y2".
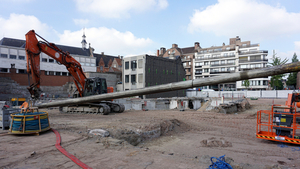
[{"x1": 25, "y1": 30, "x2": 86, "y2": 98}]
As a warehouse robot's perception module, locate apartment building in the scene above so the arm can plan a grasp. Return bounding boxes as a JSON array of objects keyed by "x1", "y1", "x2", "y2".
[
  {"x1": 123, "y1": 54, "x2": 186, "y2": 98},
  {"x1": 193, "y1": 36, "x2": 269, "y2": 91}
]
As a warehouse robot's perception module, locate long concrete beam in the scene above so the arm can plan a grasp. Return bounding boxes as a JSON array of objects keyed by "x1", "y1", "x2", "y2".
[{"x1": 36, "y1": 61, "x2": 300, "y2": 108}]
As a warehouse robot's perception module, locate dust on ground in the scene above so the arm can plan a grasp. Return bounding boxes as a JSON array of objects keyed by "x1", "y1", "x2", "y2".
[{"x1": 1, "y1": 98, "x2": 299, "y2": 169}]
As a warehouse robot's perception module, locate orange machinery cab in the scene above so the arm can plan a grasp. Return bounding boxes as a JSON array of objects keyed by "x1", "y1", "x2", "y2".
[{"x1": 256, "y1": 94, "x2": 300, "y2": 144}]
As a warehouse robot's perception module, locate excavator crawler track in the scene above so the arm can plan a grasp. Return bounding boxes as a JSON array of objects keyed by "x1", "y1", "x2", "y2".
[{"x1": 60, "y1": 102, "x2": 124, "y2": 115}]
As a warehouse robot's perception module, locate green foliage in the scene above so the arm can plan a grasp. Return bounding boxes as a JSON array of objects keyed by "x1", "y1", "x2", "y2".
[
  {"x1": 286, "y1": 53, "x2": 298, "y2": 88},
  {"x1": 269, "y1": 50, "x2": 288, "y2": 90},
  {"x1": 243, "y1": 80, "x2": 250, "y2": 89}
]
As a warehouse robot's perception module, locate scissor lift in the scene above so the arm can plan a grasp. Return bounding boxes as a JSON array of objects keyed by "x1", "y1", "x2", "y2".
[{"x1": 256, "y1": 104, "x2": 300, "y2": 144}]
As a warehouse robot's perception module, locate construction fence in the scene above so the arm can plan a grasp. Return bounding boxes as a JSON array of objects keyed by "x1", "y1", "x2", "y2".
[{"x1": 186, "y1": 90, "x2": 298, "y2": 99}]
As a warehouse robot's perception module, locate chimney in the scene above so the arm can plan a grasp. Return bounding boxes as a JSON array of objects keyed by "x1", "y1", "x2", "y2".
[
  {"x1": 160, "y1": 47, "x2": 166, "y2": 55},
  {"x1": 172, "y1": 44, "x2": 178, "y2": 48},
  {"x1": 157, "y1": 50, "x2": 159, "y2": 56},
  {"x1": 101, "y1": 52, "x2": 104, "y2": 56},
  {"x1": 194, "y1": 42, "x2": 200, "y2": 49},
  {"x1": 118, "y1": 55, "x2": 120, "y2": 58}
]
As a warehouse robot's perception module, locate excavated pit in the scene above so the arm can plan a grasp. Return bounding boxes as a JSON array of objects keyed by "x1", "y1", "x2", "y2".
[{"x1": 106, "y1": 119, "x2": 188, "y2": 146}]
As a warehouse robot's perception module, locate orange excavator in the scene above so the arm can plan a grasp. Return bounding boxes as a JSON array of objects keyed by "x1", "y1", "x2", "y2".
[
  {"x1": 256, "y1": 93, "x2": 300, "y2": 144},
  {"x1": 25, "y1": 30, "x2": 124, "y2": 114}
]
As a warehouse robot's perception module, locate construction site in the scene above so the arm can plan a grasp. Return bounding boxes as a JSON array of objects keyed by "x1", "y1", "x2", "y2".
[
  {"x1": 1, "y1": 98, "x2": 300, "y2": 169},
  {"x1": 1, "y1": 30, "x2": 300, "y2": 169}
]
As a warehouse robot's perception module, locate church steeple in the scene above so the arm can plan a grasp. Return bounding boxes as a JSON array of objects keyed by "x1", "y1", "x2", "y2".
[{"x1": 81, "y1": 28, "x2": 87, "y2": 49}]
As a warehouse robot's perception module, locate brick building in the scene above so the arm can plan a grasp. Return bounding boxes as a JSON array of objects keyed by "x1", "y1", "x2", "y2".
[{"x1": 158, "y1": 42, "x2": 199, "y2": 81}]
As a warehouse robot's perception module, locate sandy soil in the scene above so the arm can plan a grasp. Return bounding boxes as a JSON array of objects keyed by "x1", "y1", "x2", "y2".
[{"x1": 1, "y1": 99, "x2": 300, "y2": 169}]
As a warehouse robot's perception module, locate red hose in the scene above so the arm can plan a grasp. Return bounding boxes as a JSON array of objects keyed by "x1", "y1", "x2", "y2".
[{"x1": 52, "y1": 129, "x2": 92, "y2": 169}]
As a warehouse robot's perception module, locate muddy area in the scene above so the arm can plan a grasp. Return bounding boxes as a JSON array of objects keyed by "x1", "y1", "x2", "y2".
[{"x1": 1, "y1": 98, "x2": 300, "y2": 169}]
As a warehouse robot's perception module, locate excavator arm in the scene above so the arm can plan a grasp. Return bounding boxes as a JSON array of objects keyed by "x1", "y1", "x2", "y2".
[{"x1": 25, "y1": 30, "x2": 86, "y2": 99}]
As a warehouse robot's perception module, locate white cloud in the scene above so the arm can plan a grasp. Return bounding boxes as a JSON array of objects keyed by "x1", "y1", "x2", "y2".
[
  {"x1": 58, "y1": 27, "x2": 153, "y2": 56},
  {"x1": 188, "y1": 0, "x2": 300, "y2": 40},
  {"x1": 0, "y1": 13, "x2": 54, "y2": 40},
  {"x1": 295, "y1": 41, "x2": 300, "y2": 51},
  {"x1": 73, "y1": 19, "x2": 89, "y2": 26},
  {"x1": 75, "y1": 0, "x2": 168, "y2": 18},
  {"x1": 276, "y1": 42, "x2": 300, "y2": 63}
]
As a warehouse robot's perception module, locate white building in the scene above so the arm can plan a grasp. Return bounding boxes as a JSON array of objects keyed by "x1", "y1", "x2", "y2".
[
  {"x1": 193, "y1": 36, "x2": 269, "y2": 91},
  {"x1": 0, "y1": 37, "x2": 96, "y2": 75}
]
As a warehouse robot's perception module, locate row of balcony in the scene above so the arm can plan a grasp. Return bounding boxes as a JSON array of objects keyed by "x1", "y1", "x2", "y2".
[
  {"x1": 195, "y1": 55, "x2": 235, "y2": 61},
  {"x1": 239, "y1": 50, "x2": 268, "y2": 55},
  {"x1": 195, "y1": 70, "x2": 234, "y2": 75},
  {"x1": 239, "y1": 59, "x2": 268, "y2": 63}
]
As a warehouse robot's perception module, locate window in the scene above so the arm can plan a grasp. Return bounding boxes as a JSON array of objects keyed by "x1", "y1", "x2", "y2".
[
  {"x1": 19, "y1": 55, "x2": 25, "y2": 60},
  {"x1": 138, "y1": 74, "x2": 143, "y2": 83},
  {"x1": 131, "y1": 74, "x2": 136, "y2": 83},
  {"x1": 211, "y1": 68, "x2": 218, "y2": 72},
  {"x1": 221, "y1": 67, "x2": 225, "y2": 72},
  {"x1": 211, "y1": 61, "x2": 219, "y2": 65},
  {"x1": 227, "y1": 59, "x2": 235, "y2": 64},
  {"x1": 86, "y1": 63, "x2": 90, "y2": 66},
  {"x1": 18, "y1": 69, "x2": 27, "y2": 74},
  {"x1": 138, "y1": 59, "x2": 143, "y2": 68},
  {"x1": 263, "y1": 80, "x2": 268, "y2": 85},
  {"x1": 62, "y1": 72, "x2": 68, "y2": 76},
  {"x1": 49, "y1": 59, "x2": 54, "y2": 63},
  {"x1": 1, "y1": 54, "x2": 8, "y2": 58},
  {"x1": 204, "y1": 69, "x2": 209, "y2": 73},
  {"x1": 49, "y1": 71, "x2": 54, "y2": 75},
  {"x1": 256, "y1": 64, "x2": 261, "y2": 68},
  {"x1": 131, "y1": 60, "x2": 137, "y2": 70},
  {"x1": 224, "y1": 53, "x2": 228, "y2": 56},
  {"x1": 229, "y1": 52, "x2": 234, "y2": 56},
  {"x1": 204, "y1": 61, "x2": 209, "y2": 65},
  {"x1": 0, "y1": 68, "x2": 8, "y2": 72},
  {"x1": 125, "y1": 61, "x2": 129, "y2": 69},
  {"x1": 19, "y1": 69, "x2": 27, "y2": 74},
  {"x1": 10, "y1": 55, "x2": 17, "y2": 59},
  {"x1": 221, "y1": 60, "x2": 225, "y2": 64},
  {"x1": 42, "y1": 58, "x2": 47, "y2": 62},
  {"x1": 55, "y1": 72, "x2": 61, "y2": 76},
  {"x1": 113, "y1": 64, "x2": 116, "y2": 68},
  {"x1": 100, "y1": 66, "x2": 103, "y2": 71},
  {"x1": 240, "y1": 65, "x2": 247, "y2": 68},
  {"x1": 91, "y1": 63, "x2": 95, "y2": 66},
  {"x1": 125, "y1": 75, "x2": 129, "y2": 83}
]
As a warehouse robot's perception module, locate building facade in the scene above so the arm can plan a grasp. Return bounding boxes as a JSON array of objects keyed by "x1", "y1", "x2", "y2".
[
  {"x1": 158, "y1": 42, "x2": 200, "y2": 81},
  {"x1": 123, "y1": 54, "x2": 186, "y2": 98},
  {"x1": 193, "y1": 36, "x2": 269, "y2": 91},
  {"x1": 0, "y1": 36, "x2": 122, "y2": 92}
]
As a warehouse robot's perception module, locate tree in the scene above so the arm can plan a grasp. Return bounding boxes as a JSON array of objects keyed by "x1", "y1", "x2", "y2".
[
  {"x1": 243, "y1": 79, "x2": 250, "y2": 90},
  {"x1": 286, "y1": 53, "x2": 298, "y2": 89},
  {"x1": 269, "y1": 50, "x2": 288, "y2": 90}
]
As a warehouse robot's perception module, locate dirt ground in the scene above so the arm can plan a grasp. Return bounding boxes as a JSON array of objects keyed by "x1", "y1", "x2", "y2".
[{"x1": 1, "y1": 98, "x2": 300, "y2": 169}]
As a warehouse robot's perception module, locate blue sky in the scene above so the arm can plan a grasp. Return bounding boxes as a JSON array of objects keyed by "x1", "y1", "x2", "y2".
[{"x1": 1, "y1": 0, "x2": 300, "y2": 61}]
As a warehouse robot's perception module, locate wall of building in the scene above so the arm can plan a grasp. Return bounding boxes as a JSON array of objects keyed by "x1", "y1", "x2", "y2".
[
  {"x1": 123, "y1": 55, "x2": 146, "y2": 91},
  {"x1": 0, "y1": 68, "x2": 73, "y2": 86},
  {"x1": 145, "y1": 55, "x2": 186, "y2": 98},
  {"x1": 85, "y1": 72, "x2": 122, "y2": 91}
]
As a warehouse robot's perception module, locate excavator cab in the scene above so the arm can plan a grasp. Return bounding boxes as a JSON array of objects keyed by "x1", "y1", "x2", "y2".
[{"x1": 83, "y1": 77, "x2": 108, "y2": 97}]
